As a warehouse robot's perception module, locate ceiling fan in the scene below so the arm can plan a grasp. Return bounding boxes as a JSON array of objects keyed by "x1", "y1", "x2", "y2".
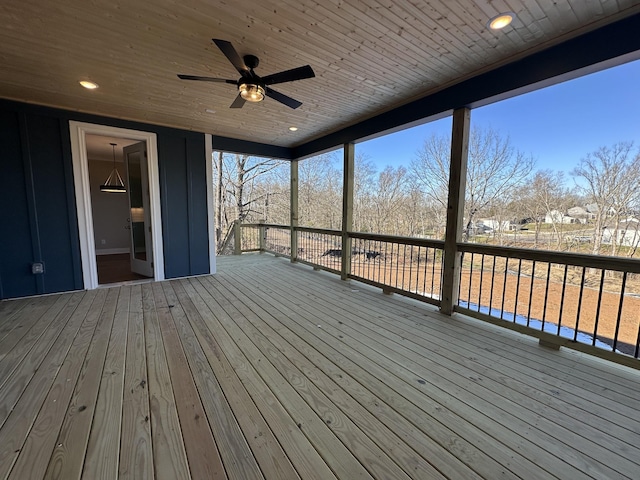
[{"x1": 178, "y1": 39, "x2": 315, "y2": 109}]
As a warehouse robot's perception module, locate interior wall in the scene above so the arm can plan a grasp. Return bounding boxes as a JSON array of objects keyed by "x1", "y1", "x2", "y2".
[
  {"x1": 88, "y1": 158, "x2": 130, "y2": 254},
  {"x1": 0, "y1": 99, "x2": 211, "y2": 299}
]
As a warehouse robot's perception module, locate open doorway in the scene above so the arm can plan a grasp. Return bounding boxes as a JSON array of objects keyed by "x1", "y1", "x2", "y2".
[
  {"x1": 70, "y1": 122, "x2": 164, "y2": 290},
  {"x1": 86, "y1": 135, "x2": 151, "y2": 284}
]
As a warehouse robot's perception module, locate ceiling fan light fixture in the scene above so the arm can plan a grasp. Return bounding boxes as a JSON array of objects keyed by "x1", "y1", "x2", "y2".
[
  {"x1": 239, "y1": 83, "x2": 265, "y2": 102},
  {"x1": 488, "y1": 12, "x2": 514, "y2": 30}
]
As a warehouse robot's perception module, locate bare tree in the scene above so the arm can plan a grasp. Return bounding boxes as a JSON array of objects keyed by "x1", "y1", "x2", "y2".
[
  {"x1": 572, "y1": 142, "x2": 640, "y2": 256},
  {"x1": 353, "y1": 154, "x2": 377, "y2": 232},
  {"x1": 358, "y1": 165, "x2": 407, "y2": 235},
  {"x1": 213, "y1": 152, "x2": 286, "y2": 249},
  {"x1": 411, "y1": 127, "x2": 534, "y2": 239},
  {"x1": 298, "y1": 153, "x2": 342, "y2": 228},
  {"x1": 515, "y1": 170, "x2": 570, "y2": 248}
]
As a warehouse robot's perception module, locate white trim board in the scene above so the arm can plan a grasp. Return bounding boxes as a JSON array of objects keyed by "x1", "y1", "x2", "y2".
[
  {"x1": 69, "y1": 121, "x2": 165, "y2": 290},
  {"x1": 205, "y1": 134, "x2": 216, "y2": 274}
]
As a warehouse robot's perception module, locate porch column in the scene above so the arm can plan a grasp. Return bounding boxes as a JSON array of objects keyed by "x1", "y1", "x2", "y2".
[
  {"x1": 341, "y1": 143, "x2": 355, "y2": 280},
  {"x1": 441, "y1": 107, "x2": 470, "y2": 315},
  {"x1": 290, "y1": 159, "x2": 299, "y2": 262}
]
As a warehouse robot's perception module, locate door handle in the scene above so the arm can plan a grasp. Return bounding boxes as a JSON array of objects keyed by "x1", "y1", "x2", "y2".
[{"x1": 125, "y1": 225, "x2": 131, "y2": 230}]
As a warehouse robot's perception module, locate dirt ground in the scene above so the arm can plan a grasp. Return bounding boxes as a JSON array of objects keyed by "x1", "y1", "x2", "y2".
[
  {"x1": 347, "y1": 258, "x2": 640, "y2": 355},
  {"x1": 262, "y1": 235, "x2": 639, "y2": 355}
]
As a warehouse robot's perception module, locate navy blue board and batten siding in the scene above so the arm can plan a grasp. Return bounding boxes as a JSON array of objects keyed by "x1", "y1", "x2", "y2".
[{"x1": 0, "y1": 100, "x2": 211, "y2": 299}]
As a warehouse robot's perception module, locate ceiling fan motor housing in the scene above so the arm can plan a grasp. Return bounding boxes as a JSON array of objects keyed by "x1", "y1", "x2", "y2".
[{"x1": 243, "y1": 54, "x2": 259, "y2": 70}]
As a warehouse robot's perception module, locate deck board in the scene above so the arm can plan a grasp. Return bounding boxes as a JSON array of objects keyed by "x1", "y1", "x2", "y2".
[
  {"x1": 0, "y1": 253, "x2": 639, "y2": 479},
  {"x1": 142, "y1": 283, "x2": 191, "y2": 480},
  {"x1": 227, "y1": 263, "x2": 552, "y2": 479},
  {"x1": 244, "y1": 262, "x2": 638, "y2": 477}
]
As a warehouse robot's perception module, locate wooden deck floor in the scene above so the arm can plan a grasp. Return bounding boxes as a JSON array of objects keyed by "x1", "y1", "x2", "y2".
[{"x1": 1, "y1": 254, "x2": 639, "y2": 479}]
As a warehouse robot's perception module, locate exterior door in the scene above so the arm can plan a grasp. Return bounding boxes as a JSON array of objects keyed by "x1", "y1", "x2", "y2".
[{"x1": 124, "y1": 142, "x2": 154, "y2": 277}]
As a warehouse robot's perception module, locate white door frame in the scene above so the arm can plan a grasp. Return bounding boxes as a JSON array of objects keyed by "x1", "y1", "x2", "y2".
[
  {"x1": 69, "y1": 121, "x2": 165, "y2": 289},
  {"x1": 205, "y1": 134, "x2": 216, "y2": 274}
]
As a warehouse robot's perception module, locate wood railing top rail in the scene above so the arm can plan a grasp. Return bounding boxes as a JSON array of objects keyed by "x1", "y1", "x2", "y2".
[
  {"x1": 241, "y1": 223, "x2": 446, "y2": 248},
  {"x1": 349, "y1": 231, "x2": 445, "y2": 248},
  {"x1": 261, "y1": 223, "x2": 292, "y2": 229},
  {"x1": 458, "y1": 242, "x2": 640, "y2": 273},
  {"x1": 294, "y1": 225, "x2": 341, "y2": 236}
]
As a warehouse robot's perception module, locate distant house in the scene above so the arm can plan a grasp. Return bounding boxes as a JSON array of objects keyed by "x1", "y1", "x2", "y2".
[
  {"x1": 601, "y1": 219, "x2": 640, "y2": 247},
  {"x1": 478, "y1": 218, "x2": 510, "y2": 231},
  {"x1": 585, "y1": 203, "x2": 616, "y2": 219},
  {"x1": 545, "y1": 210, "x2": 578, "y2": 224},
  {"x1": 567, "y1": 206, "x2": 590, "y2": 224}
]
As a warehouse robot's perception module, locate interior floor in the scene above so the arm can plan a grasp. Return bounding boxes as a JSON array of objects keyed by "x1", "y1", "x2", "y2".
[{"x1": 96, "y1": 253, "x2": 150, "y2": 284}]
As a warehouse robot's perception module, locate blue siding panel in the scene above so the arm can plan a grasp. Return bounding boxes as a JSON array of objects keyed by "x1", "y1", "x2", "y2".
[
  {"x1": 28, "y1": 114, "x2": 81, "y2": 294},
  {"x1": 186, "y1": 136, "x2": 210, "y2": 275},
  {"x1": 159, "y1": 135, "x2": 191, "y2": 278},
  {"x1": 158, "y1": 133, "x2": 209, "y2": 279},
  {"x1": 0, "y1": 111, "x2": 37, "y2": 298},
  {"x1": 0, "y1": 100, "x2": 211, "y2": 299}
]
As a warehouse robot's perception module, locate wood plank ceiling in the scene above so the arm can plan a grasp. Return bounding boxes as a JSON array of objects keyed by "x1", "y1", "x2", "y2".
[{"x1": 1, "y1": 1, "x2": 639, "y2": 148}]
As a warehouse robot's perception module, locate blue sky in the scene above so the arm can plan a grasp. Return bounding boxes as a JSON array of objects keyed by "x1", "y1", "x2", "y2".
[{"x1": 357, "y1": 58, "x2": 640, "y2": 178}]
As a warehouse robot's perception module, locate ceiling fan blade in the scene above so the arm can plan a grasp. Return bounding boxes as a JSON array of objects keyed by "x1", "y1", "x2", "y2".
[
  {"x1": 177, "y1": 74, "x2": 236, "y2": 84},
  {"x1": 262, "y1": 65, "x2": 315, "y2": 85},
  {"x1": 230, "y1": 93, "x2": 246, "y2": 109},
  {"x1": 212, "y1": 39, "x2": 250, "y2": 76},
  {"x1": 265, "y1": 87, "x2": 302, "y2": 109}
]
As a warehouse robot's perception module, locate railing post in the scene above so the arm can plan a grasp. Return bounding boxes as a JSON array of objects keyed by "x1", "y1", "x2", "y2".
[
  {"x1": 441, "y1": 108, "x2": 470, "y2": 315},
  {"x1": 233, "y1": 220, "x2": 242, "y2": 255},
  {"x1": 290, "y1": 159, "x2": 299, "y2": 262},
  {"x1": 341, "y1": 143, "x2": 355, "y2": 280},
  {"x1": 259, "y1": 224, "x2": 266, "y2": 253}
]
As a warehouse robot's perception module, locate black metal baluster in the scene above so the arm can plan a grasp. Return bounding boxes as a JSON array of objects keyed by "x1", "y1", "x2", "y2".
[
  {"x1": 593, "y1": 269, "x2": 606, "y2": 346},
  {"x1": 513, "y1": 259, "x2": 522, "y2": 323},
  {"x1": 416, "y1": 246, "x2": 422, "y2": 295},
  {"x1": 526, "y1": 261, "x2": 536, "y2": 328},
  {"x1": 612, "y1": 271, "x2": 627, "y2": 353},
  {"x1": 500, "y1": 257, "x2": 508, "y2": 320},
  {"x1": 575, "y1": 267, "x2": 587, "y2": 342},
  {"x1": 489, "y1": 255, "x2": 496, "y2": 316},
  {"x1": 478, "y1": 254, "x2": 485, "y2": 313},
  {"x1": 541, "y1": 263, "x2": 552, "y2": 331},
  {"x1": 467, "y1": 253, "x2": 474, "y2": 309},
  {"x1": 401, "y1": 243, "x2": 407, "y2": 291},
  {"x1": 431, "y1": 247, "x2": 437, "y2": 297},
  {"x1": 557, "y1": 264, "x2": 569, "y2": 335}
]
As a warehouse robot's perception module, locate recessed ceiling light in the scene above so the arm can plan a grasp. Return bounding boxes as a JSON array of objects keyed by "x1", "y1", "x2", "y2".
[
  {"x1": 79, "y1": 80, "x2": 99, "y2": 90},
  {"x1": 289, "y1": 126, "x2": 298, "y2": 132},
  {"x1": 205, "y1": 109, "x2": 216, "y2": 114},
  {"x1": 488, "y1": 12, "x2": 514, "y2": 30}
]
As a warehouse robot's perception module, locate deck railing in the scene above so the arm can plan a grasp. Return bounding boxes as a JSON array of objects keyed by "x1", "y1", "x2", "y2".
[
  {"x1": 231, "y1": 223, "x2": 640, "y2": 367},
  {"x1": 295, "y1": 226, "x2": 343, "y2": 274},
  {"x1": 348, "y1": 232, "x2": 444, "y2": 306},
  {"x1": 457, "y1": 243, "x2": 640, "y2": 364},
  {"x1": 236, "y1": 224, "x2": 444, "y2": 304}
]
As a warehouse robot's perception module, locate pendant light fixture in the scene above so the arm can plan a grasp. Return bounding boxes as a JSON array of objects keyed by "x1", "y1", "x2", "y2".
[{"x1": 100, "y1": 143, "x2": 126, "y2": 193}]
